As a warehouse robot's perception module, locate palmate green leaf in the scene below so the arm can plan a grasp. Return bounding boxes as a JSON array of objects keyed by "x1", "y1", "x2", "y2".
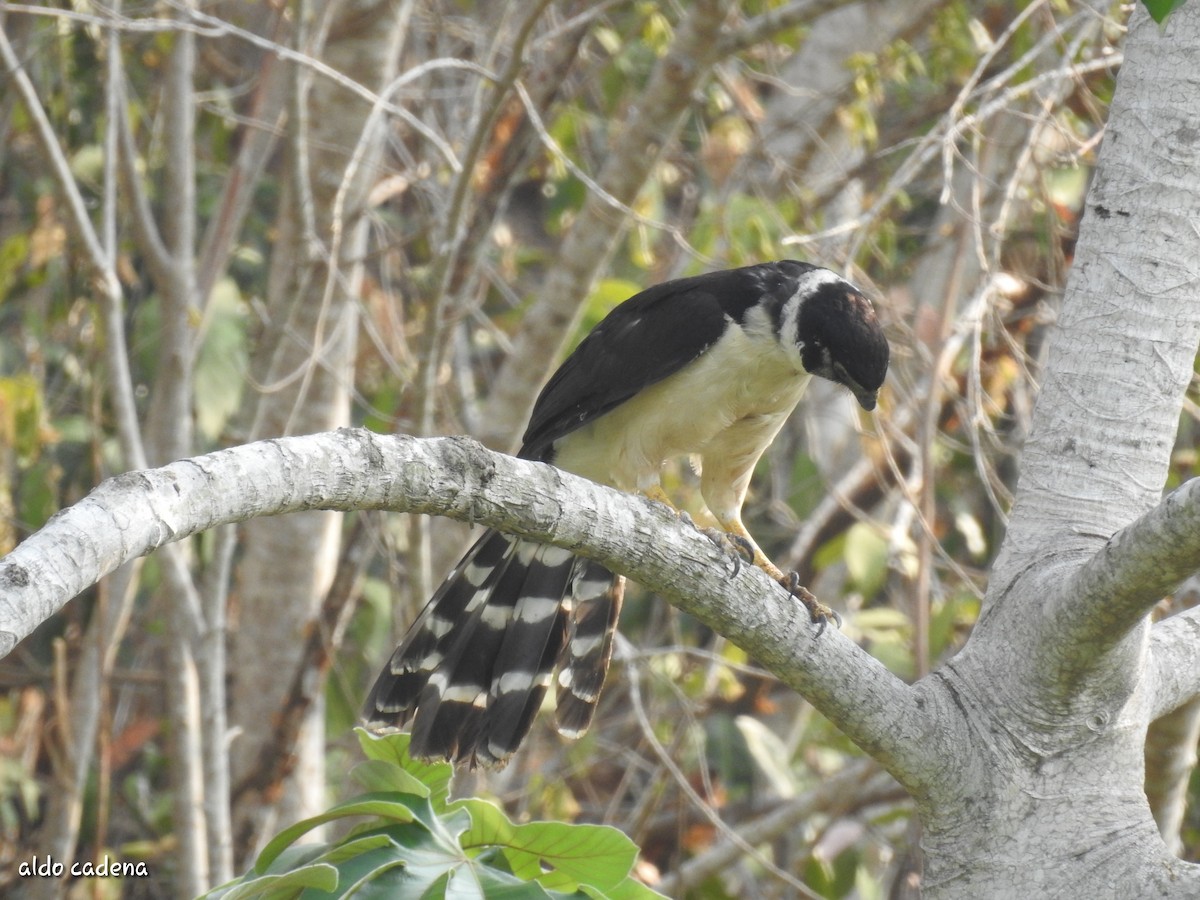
[
  {"x1": 220, "y1": 732, "x2": 659, "y2": 899},
  {"x1": 356, "y1": 728, "x2": 452, "y2": 809},
  {"x1": 457, "y1": 798, "x2": 661, "y2": 897},
  {"x1": 319, "y1": 819, "x2": 568, "y2": 900},
  {"x1": 204, "y1": 836, "x2": 398, "y2": 900},
  {"x1": 212, "y1": 862, "x2": 339, "y2": 900},
  {"x1": 253, "y1": 792, "x2": 421, "y2": 874}
]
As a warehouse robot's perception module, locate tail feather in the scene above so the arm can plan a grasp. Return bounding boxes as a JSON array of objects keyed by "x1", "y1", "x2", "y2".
[
  {"x1": 555, "y1": 562, "x2": 624, "y2": 738},
  {"x1": 363, "y1": 531, "x2": 515, "y2": 723},
  {"x1": 363, "y1": 530, "x2": 615, "y2": 767},
  {"x1": 407, "y1": 539, "x2": 539, "y2": 760},
  {"x1": 475, "y1": 544, "x2": 576, "y2": 765}
]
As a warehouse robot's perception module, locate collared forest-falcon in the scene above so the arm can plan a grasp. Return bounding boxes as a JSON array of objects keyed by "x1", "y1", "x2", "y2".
[{"x1": 364, "y1": 260, "x2": 890, "y2": 768}]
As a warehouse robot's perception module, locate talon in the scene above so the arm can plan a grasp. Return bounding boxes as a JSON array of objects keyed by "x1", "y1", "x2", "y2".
[
  {"x1": 701, "y1": 527, "x2": 753, "y2": 577},
  {"x1": 780, "y1": 571, "x2": 840, "y2": 635},
  {"x1": 727, "y1": 532, "x2": 756, "y2": 566}
]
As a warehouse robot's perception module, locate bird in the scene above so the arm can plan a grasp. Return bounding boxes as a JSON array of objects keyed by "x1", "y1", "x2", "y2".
[{"x1": 363, "y1": 259, "x2": 890, "y2": 768}]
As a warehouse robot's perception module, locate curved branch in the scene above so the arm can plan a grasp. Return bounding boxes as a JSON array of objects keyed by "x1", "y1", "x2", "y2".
[
  {"x1": 0, "y1": 429, "x2": 936, "y2": 788},
  {"x1": 1149, "y1": 607, "x2": 1200, "y2": 721},
  {"x1": 1056, "y1": 477, "x2": 1200, "y2": 655}
]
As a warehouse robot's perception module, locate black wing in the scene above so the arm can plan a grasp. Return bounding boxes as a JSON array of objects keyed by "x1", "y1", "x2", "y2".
[{"x1": 519, "y1": 261, "x2": 817, "y2": 460}]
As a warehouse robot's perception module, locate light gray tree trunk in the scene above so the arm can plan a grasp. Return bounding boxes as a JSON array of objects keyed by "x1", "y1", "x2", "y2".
[
  {"x1": 910, "y1": 5, "x2": 1200, "y2": 894},
  {"x1": 227, "y1": 0, "x2": 409, "y2": 855}
]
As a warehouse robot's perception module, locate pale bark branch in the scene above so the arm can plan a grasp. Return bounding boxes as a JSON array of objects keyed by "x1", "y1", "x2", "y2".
[
  {"x1": 1149, "y1": 612, "x2": 1200, "y2": 721},
  {"x1": 153, "y1": 7, "x2": 209, "y2": 892},
  {"x1": 0, "y1": 429, "x2": 937, "y2": 788},
  {"x1": 972, "y1": 4, "x2": 1200, "y2": 696},
  {"x1": 1059, "y1": 476, "x2": 1200, "y2": 652}
]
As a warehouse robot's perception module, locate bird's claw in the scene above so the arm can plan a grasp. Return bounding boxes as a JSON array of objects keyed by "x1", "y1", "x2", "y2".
[
  {"x1": 780, "y1": 571, "x2": 841, "y2": 636},
  {"x1": 701, "y1": 527, "x2": 755, "y2": 577}
]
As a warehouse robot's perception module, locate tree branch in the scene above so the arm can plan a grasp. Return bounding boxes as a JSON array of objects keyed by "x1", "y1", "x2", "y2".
[
  {"x1": 0, "y1": 19, "x2": 146, "y2": 470},
  {"x1": 1149, "y1": 610, "x2": 1200, "y2": 721},
  {"x1": 0, "y1": 429, "x2": 937, "y2": 788},
  {"x1": 970, "y1": 5, "x2": 1200, "y2": 694},
  {"x1": 1057, "y1": 477, "x2": 1200, "y2": 650}
]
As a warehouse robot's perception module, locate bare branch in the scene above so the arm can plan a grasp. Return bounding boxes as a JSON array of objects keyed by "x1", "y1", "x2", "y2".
[
  {"x1": 115, "y1": 76, "x2": 173, "y2": 288},
  {"x1": 660, "y1": 759, "x2": 902, "y2": 895},
  {"x1": 171, "y1": 1, "x2": 461, "y2": 172},
  {"x1": 480, "y1": 0, "x2": 739, "y2": 450},
  {"x1": 715, "y1": 0, "x2": 855, "y2": 56},
  {"x1": 0, "y1": 430, "x2": 936, "y2": 788},
  {"x1": 0, "y1": 19, "x2": 146, "y2": 470},
  {"x1": 621, "y1": 635, "x2": 824, "y2": 899},
  {"x1": 417, "y1": 0, "x2": 554, "y2": 436},
  {"x1": 1057, "y1": 478, "x2": 1200, "y2": 650}
]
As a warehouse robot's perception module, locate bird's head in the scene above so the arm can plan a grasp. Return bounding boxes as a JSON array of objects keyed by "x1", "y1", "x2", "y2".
[{"x1": 795, "y1": 278, "x2": 890, "y2": 411}]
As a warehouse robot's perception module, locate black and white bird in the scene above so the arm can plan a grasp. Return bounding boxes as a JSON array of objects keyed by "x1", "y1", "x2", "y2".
[{"x1": 364, "y1": 259, "x2": 889, "y2": 767}]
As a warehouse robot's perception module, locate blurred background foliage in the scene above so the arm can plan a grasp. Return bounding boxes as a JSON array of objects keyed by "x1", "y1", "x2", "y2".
[{"x1": 1, "y1": 1, "x2": 1187, "y2": 897}]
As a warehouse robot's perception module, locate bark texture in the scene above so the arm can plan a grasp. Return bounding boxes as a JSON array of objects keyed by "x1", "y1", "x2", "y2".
[{"x1": 912, "y1": 5, "x2": 1200, "y2": 895}]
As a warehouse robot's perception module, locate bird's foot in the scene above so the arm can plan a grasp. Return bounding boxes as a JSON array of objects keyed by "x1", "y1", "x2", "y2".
[
  {"x1": 700, "y1": 526, "x2": 756, "y2": 577},
  {"x1": 779, "y1": 571, "x2": 841, "y2": 637}
]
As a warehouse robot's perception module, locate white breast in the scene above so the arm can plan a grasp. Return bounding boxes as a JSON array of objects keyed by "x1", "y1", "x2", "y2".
[{"x1": 551, "y1": 316, "x2": 810, "y2": 506}]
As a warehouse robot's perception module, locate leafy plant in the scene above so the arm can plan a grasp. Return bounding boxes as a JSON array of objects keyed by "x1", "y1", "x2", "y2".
[{"x1": 202, "y1": 730, "x2": 664, "y2": 900}]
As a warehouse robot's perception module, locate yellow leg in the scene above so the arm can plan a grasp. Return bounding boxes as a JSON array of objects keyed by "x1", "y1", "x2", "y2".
[
  {"x1": 717, "y1": 516, "x2": 783, "y2": 579},
  {"x1": 641, "y1": 484, "x2": 677, "y2": 510},
  {"x1": 713, "y1": 514, "x2": 841, "y2": 633}
]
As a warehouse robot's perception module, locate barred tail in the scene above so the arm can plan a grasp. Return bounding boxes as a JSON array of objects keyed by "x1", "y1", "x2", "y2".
[
  {"x1": 363, "y1": 530, "x2": 620, "y2": 768},
  {"x1": 555, "y1": 561, "x2": 625, "y2": 738}
]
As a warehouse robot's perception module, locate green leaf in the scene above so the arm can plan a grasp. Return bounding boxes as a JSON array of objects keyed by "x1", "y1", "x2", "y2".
[
  {"x1": 351, "y1": 758, "x2": 433, "y2": 798},
  {"x1": 332, "y1": 817, "x2": 561, "y2": 899},
  {"x1": 458, "y1": 798, "x2": 640, "y2": 893},
  {"x1": 0, "y1": 374, "x2": 46, "y2": 462},
  {"x1": 355, "y1": 728, "x2": 452, "y2": 809},
  {"x1": 1141, "y1": 0, "x2": 1187, "y2": 24},
  {"x1": 734, "y1": 715, "x2": 797, "y2": 799},
  {"x1": 0, "y1": 233, "x2": 28, "y2": 303},
  {"x1": 576, "y1": 279, "x2": 644, "y2": 339},
  {"x1": 254, "y1": 792, "x2": 420, "y2": 874},
  {"x1": 193, "y1": 277, "x2": 247, "y2": 442},
  {"x1": 222, "y1": 731, "x2": 659, "y2": 898},
  {"x1": 844, "y1": 522, "x2": 889, "y2": 596},
  {"x1": 580, "y1": 876, "x2": 667, "y2": 900},
  {"x1": 204, "y1": 861, "x2": 339, "y2": 900}
]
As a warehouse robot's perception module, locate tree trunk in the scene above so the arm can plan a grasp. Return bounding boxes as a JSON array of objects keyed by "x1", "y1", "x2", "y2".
[
  {"x1": 228, "y1": 0, "x2": 409, "y2": 855},
  {"x1": 910, "y1": 5, "x2": 1200, "y2": 894}
]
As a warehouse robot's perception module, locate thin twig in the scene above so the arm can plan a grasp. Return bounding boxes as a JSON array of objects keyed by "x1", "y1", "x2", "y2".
[{"x1": 621, "y1": 635, "x2": 826, "y2": 898}]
